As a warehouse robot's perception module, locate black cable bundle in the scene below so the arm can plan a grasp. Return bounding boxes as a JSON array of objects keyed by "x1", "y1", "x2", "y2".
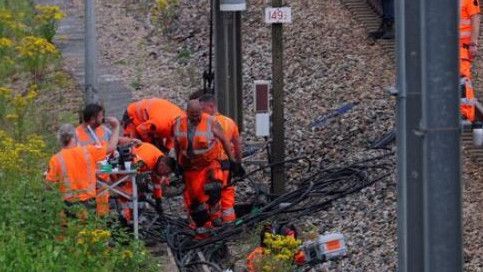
[{"x1": 159, "y1": 151, "x2": 394, "y2": 271}]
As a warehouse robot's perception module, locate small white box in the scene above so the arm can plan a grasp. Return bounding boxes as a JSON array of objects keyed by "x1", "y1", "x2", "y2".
[{"x1": 256, "y1": 113, "x2": 270, "y2": 137}]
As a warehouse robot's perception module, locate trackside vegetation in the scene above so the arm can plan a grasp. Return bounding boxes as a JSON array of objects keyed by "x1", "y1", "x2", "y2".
[{"x1": 0, "y1": 1, "x2": 160, "y2": 271}]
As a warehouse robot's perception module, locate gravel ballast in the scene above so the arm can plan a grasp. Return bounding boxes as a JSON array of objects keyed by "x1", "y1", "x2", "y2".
[{"x1": 67, "y1": 0, "x2": 483, "y2": 270}]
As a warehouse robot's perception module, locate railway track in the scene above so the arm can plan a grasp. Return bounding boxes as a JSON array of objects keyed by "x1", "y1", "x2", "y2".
[{"x1": 340, "y1": 0, "x2": 483, "y2": 166}]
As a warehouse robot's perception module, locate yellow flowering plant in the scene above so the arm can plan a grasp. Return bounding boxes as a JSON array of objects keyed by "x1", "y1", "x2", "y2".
[
  {"x1": 0, "y1": 130, "x2": 46, "y2": 175},
  {"x1": 254, "y1": 233, "x2": 302, "y2": 272},
  {"x1": 17, "y1": 36, "x2": 59, "y2": 78},
  {"x1": 0, "y1": 38, "x2": 15, "y2": 79},
  {"x1": 0, "y1": 9, "x2": 27, "y2": 38},
  {"x1": 34, "y1": 5, "x2": 64, "y2": 42},
  {"x1": 0, "y1": 86, "x2": 12, "y2": 121}
]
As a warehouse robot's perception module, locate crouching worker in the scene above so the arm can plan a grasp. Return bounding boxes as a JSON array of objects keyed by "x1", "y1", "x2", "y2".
[
  {"x1": 45, "y1": 118, "x2": 120, "y2": 220},
  {"x1": 116, "y1": 142, "x2": 175, "y2": 223},
  {"x1": 122, "y1": 98, "x2": 185, "y2": 152}
]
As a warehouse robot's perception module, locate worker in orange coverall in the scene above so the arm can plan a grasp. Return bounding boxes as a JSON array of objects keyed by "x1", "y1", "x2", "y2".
[
  {"x1": 199, "y1": 93, "x2": 243, "y2": 223},
  {"x1": 122, "y1": 98, "x2": 185, "y2": 152},
  {"x1": 116, "y1": 142, "x2": 175, "y2": 223},
  {"x1": 172, "y1": 100, "x2": 243, "y2": 236},
  {"x1": 46, "y1": 118, "x2": 120, "y2": 219}
]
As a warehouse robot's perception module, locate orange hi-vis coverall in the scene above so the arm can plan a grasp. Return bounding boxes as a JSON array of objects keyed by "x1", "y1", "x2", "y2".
[
  {"x1": 215, "y1": 113, "x2": 239, "y2": 223},
  {"x1": 117, "y1": 142, "x2": 167, "y2": 222},
  {"x1": 460, "y1": 77, "x2": 477, "y2": 122},
  {"x1": 76, "y1": 124, "x2": 112, "y2": 216},
  {"x1": 124, "y1": 98, "x2": 185, "y2": 150},
  {"x1": 173, "y1": 113, "x2": 224, "y2": 232},
  {"x1": 46, "y1": 145, "x2": 107, "y2": 203},
  {"x1": 460, "y1": 0, "x2": 480, "y2": 79}
]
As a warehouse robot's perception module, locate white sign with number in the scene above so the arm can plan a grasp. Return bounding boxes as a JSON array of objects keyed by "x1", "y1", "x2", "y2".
[{"x1": 265, "y1": 7, "x2": 292, "y2": 24}]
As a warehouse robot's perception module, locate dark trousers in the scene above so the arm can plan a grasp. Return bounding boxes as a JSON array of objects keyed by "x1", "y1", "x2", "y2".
[{"x1": 382, "y1": 0, "x2": 394, "y2": 20}]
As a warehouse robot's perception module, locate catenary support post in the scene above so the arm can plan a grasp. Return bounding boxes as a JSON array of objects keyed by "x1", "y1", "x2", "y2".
[
  {"x1": 270, "y1": 0, "x2": 286, "y2": 194},
  {"x1": 395, "y1": 0, "x2": 424, "y2": 270}
]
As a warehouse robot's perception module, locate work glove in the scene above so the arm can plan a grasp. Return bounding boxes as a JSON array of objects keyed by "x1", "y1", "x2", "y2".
[
  {"x1": 230, "y1": 160, "x2": 246, "y2": 178},
  {"x1": 204, "y1": 181, "x2": 222, "y2": 206}
]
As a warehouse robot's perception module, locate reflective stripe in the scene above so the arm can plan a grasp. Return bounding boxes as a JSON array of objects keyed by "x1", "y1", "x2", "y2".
[
  {"x1": 56, "y1": 153, "x2": 73, "y2": 199},
  {"x1": 460, "y1": 31, "x2": 472, "y2": 39},
  {"x1": 460, "y1": 19, "x2": 471, "y2": 25},
  {"x1": 196, "y1": 227, "x2": 210, "y2": 234},
  {"x1": 461, "y1": 98, "x2": 477, "y2": 105},
  {"x1": 192, "y1": 117, "x2": 216, "y2": 155},
  {"x1": 460, "y1": 77, "x2": 473, "y2": 88},
  {"x1": 101, "y1": 126, "x2": 111, "y2": 142},
  {"x1": 222, "y1": 207, "x2": 235, "y2": 217},
  {"x1": 174, "y1": 117, "x2": 186, "y2": 137}
]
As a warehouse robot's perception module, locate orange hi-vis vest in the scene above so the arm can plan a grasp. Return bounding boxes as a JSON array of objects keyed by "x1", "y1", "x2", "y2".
[
  {"x1": 126, "y1": 98, "x2": 185, "y2": 142},
  {"x1": 460, "y1": 0, "x2": 480, "y2": 43},
  {"x1": 174, "y1": 113, "x2": 221, "y2": 169},
  {"x1": 133, "y1": 142, "x2": 164, "y2": 171},
  {"x1": 46, "y1": 145, "x2": 107, "y2": 202},
  {"x1": 76, "y1": 124, "x2": 111, "y2": 146},
  {"x1": 215, "y1": 113, "x2": 239, "y2": 161}
]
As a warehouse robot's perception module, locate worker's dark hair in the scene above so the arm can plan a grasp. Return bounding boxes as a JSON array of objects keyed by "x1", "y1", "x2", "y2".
[
  {"x1": 189, "y1": 88, "x2": 208, "y2": 100},
  {"x1": 83, "y1": 104, "x2": 104, "y2": 123},
  {"x1": 156, "y1": 156, "x2": 176, "y2": 171},
  {"x1": 198, "y1": 93, "x2": 216, "y2": 104}
]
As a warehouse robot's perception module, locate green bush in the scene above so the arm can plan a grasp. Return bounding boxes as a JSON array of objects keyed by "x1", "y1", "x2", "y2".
[{"x1": 0, "y1": 174, "x2": 159, "y2": 272}]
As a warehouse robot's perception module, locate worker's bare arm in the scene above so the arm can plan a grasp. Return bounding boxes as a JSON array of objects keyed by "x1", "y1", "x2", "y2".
[
  {"x1": 105, "y1": 117, "x2": 120, "y2": 154},
  {"x1": 213, "y1": 121, "x2": 236, "y2": 162}
]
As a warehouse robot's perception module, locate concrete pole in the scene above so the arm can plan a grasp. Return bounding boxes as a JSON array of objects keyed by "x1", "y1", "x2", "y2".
[
  {"x1": 85, "y1": 0, "x2": 99, "y2": 105},
  {"x1": 270, "y1": 0, "x2": 285, "y2": 195},
  {"x1": 420, "y1": 0, "x2": 462, "y2": 270},
  {"x1": 395, "y1": 0, "x2": 424, "y2": 270},
  {"x1": 214, "y1": 0, "x2": 244, "y2": 128}
]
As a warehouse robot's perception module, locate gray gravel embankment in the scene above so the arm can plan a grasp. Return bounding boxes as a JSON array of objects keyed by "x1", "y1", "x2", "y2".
[{"x1": 89, "y1": 0, "x2": 482, "y2": 270}]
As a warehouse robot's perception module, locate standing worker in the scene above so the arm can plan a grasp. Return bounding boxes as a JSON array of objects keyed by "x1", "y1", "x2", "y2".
[
  {"x1": 76, "y1": 104, "x2": 112, "y2": 216},
  {"x1": 460, "y1": 0, "x2": 480, "y2": 123},
  {"x1": 173, "y1": 100, "x2": 242, "y2": 235},
  {"x1": 199, "y1": 94, "x2": 243, "y2": 223},
  {"x1": 122, "y1": 98, "x2": 185, "y2": 152},
  {"x1": 460, "y1": 0, "x2": 480, "y2": 79},
  {"x1": 45, "y1": 118, "x2": 120, "y2": 218}
]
